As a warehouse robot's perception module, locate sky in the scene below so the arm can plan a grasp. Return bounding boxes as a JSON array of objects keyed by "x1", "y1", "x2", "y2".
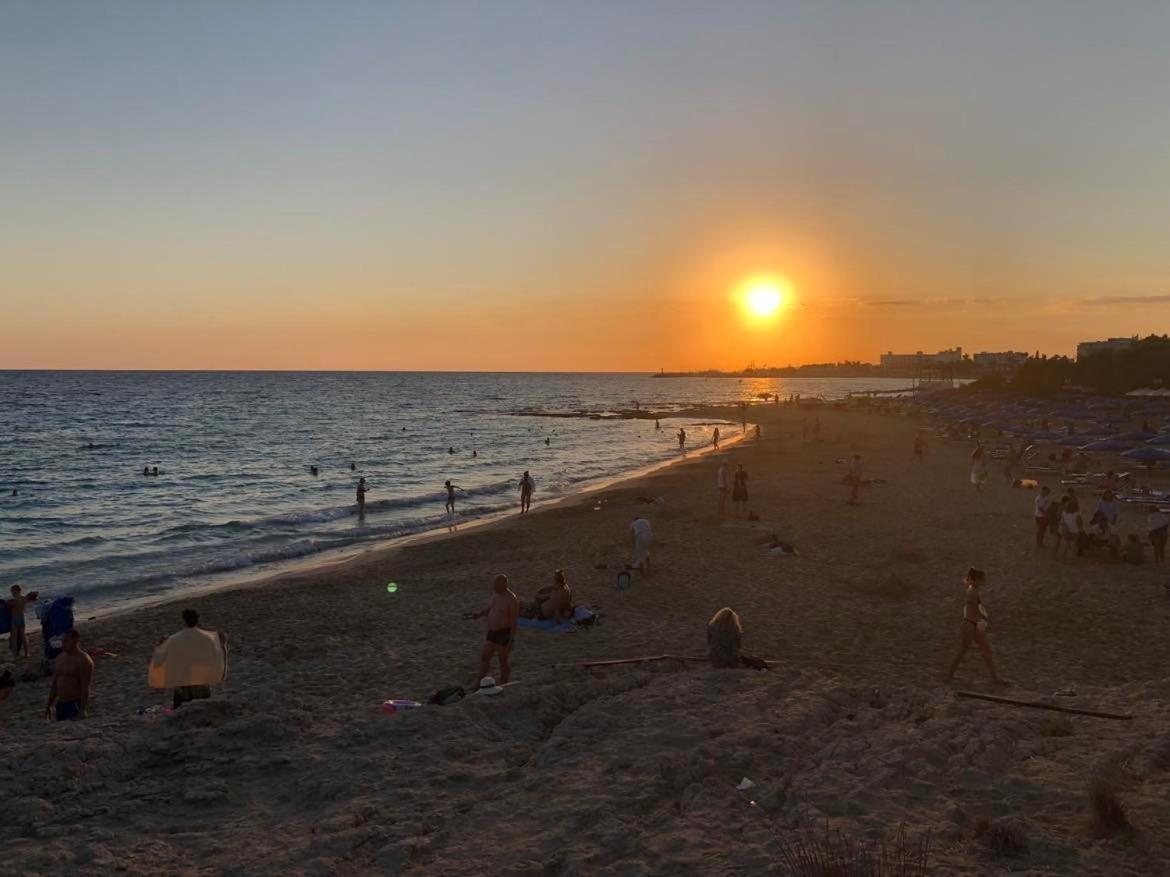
[{"x1": 2, "y1": 1, "x2": 1169, "y2": 371}]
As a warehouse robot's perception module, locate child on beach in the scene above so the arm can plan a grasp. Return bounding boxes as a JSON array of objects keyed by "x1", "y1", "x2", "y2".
[
  {"x1": 464, "y1": 574, "x2": 519, "y2": 686},
  {"x1": 944, "y1": 568, "x2": 1006, "y2": 686},
  {"x1": 6, "y1": 585, "x2": 38, "y2": 658},
  {"x1": 444, "y1": 480, "x2": 465, "y2": 515}
]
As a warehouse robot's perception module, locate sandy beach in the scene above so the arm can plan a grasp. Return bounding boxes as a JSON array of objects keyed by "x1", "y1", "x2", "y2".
[{"x1": 4, "y1": 404, "x2": 1170, "y2": 875}]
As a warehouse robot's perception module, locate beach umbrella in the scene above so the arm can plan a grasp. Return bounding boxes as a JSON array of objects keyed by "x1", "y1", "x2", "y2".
[
  {"x1": 1029, "y1": 431, "x2": 1065, "y2": 441},
  {"x1": 1122, "y1": 447, "x2": 1170, "y2": 464},
  {"x1": 1115, "y1": 430, "x2": 1157, "y2": 441},
  {"x1": 1056, "y1": 435, "x2": 1090, "y2": 446},
  {"x1": 1079, "y1": 439, "x2": 1133, "y2": 452},
  {"x1": 1079, "y1": 425, "x2": 1115, "y2": 436},
  {"x1": 1146, "y1": 434, "x2": 1170, "y2": 445}
]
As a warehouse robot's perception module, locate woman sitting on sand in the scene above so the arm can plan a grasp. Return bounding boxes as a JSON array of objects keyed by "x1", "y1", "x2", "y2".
[
  {"x1": 521, "y1": 569, "x2": 573, "y2": 623},
  {"x1": 707, "y1": 607, "x2": 768, "y2": 670},
  {"x1": 944, "y1": 568, "x2": 1006, "y2": 686}
]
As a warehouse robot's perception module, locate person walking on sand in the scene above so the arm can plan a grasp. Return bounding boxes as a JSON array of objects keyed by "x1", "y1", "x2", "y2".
[
  {"x1": 463, "y1": 574, "x2": 519, "y2": 686},
  {"x1": 944, "y1": 568, "x2": 1007, "y2": 686},
  {"x1": 519, "y1": 471, "x2": 534, "y2": 513},
  {"x1": 731, "y1": 464, "x2": 749, "y2": 518},
  {"x1": 970, "y1": 443, "x2": 988, "y2": 491},
  {"x1": 629, "y1": 516, "x2": 653, "y2": 575},
  {"x1": 713, "y1": 427, "x2": 720, "y2": 449},
  {"x1": 847, "y1": 453, "x2": 862, "y2": 505},
  {"x1": 355, "y1": 477, "x2": 368, "y2": 515},
  {"x1": 1033, "y1": 486, "x2": 1055, "y2": 548},
  {"x1": 717, "y1": 461, "x2": 729, "y2": 517},
  {"x1": 1148, "y1": 505, "x2": 1169, "y2": 562},
  {"x1": 45, "y1": 629, "x2": 94, "y2": 721},
  {"x1": 5, "y1": 585, "x2": 39, "y2": 658},
  {"x1": 1054, "y1": 494, "x2": 1084, "y2": 560},
  {"x1": 678, "y1": 428, "x2": 686, "y2": 451},
  {"x1": 444, "y1": 480, "x2": 465, "y2": 515}
]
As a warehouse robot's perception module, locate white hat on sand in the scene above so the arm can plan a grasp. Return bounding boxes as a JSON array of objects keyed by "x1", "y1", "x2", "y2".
[{"x1": 476, "y1": 676, "x2": 503, "y2": 696}]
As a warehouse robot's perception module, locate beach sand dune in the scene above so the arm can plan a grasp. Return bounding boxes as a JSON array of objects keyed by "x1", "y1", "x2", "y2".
[{"x1": 4, "y1": 407, "x2": 1170, "y2": 874}]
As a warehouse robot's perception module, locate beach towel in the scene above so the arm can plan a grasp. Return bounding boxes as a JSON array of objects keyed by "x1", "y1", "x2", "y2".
[
  {"x1": 148, "y1": 628, "x2": 228, "y2": 689},
  {"x1": 517, "y1": 617, "x2": 579, "y2": 634}
]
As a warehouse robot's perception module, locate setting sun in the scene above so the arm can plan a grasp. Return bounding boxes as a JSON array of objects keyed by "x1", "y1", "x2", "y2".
[
  {"x1": 747, "y1": 282, "x2": 782, "y2": 317},
  {"x1": 734, "y1": 275, "x2": 790, "y2": 325}
]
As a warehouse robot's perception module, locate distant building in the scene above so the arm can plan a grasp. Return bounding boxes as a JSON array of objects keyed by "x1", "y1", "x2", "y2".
[
  {"x1": 972, "y1": 351, "x2": 1029, "y2": 370},
  {"x1": 1077, "y1": 337, "x2": 1137, "y2": 360},
  {"x1": 880, "y1": 347, "x2": 962, "y2": 369}
]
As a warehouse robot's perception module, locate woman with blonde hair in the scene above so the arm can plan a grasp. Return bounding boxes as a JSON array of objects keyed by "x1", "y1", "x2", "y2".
[{"x1": 707, "y1": 607, "x2": 743, "y2": 668}]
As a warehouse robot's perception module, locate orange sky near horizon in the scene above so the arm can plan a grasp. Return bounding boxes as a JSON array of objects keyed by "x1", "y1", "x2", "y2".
[{"x1": 2, "y1": 3, "x2": 1168, "y2": 371}]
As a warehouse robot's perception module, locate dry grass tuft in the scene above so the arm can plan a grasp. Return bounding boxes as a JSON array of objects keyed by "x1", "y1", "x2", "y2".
[
  {"x1": 976, "y1": 816, "x2": 1029, "y2": 857},
  {"x1": 1088, "y1": 775, "x2": 1131, "y2": 836},
  {"x1": 772, "y1": 821, "x2": 931, "y2": 876}
]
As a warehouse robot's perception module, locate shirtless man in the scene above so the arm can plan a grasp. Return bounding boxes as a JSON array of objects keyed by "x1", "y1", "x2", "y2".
[
  {"x1": 677, "y1": 428, "x2": 686, "y2": 451},
  {"x1": 45, "y1": 629, "x2": 94, "y2": 721},
  {"x1": 519, "y1": 471, "x2": 534, "y2": 514},
  {"x1": 444, "y1": 480, "x2": 465, "y2": 515},
  {"x1": 6, "y1": 585, "x2": 39, "y2": 658},
  {"x1": 356, "y1": 477, "x2": 368, "y2": 515},
  {"x1": 464, "y1": 574, "x2": 519, "y2": 685},
  {"x1": 713, "y1": 427, "x2": 720, "y2": 449},
  {"x1": 944, "y1": 568, "x2": 1006, "y2": 685}
]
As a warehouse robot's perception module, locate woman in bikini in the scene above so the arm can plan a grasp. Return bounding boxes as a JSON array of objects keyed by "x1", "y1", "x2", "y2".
[{"x1": 944, "y1": 567, "x2": 1007, "y2": 685}]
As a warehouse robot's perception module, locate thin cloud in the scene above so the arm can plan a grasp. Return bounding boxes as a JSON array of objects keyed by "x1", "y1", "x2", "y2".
[{"x1": 1078, "y1": 294, "x2": 1170, "y2": 307}]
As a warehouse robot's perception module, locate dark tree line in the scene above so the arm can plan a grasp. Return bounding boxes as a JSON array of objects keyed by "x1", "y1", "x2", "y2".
[{"x1": 971, "y1": 335, "x2": 1170, "y2": 396}]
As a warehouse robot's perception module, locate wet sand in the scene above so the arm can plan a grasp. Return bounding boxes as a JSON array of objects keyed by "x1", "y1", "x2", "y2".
[{"x1": 3, "y1": 404, "x2": 1170, "y2": 875}]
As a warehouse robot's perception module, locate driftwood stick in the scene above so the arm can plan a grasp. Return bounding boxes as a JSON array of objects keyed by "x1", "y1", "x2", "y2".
[
  {"x1": 955, "y1": 690, "x2": 1133, "y2": 721},
  {"x1": 580, "y1": 654, "x2": 779, "y2": 669}
]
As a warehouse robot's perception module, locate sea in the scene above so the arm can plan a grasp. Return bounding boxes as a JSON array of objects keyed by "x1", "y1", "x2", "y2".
[{"x1": 0, "y1": 372, "x2": 912, "y2": 615}]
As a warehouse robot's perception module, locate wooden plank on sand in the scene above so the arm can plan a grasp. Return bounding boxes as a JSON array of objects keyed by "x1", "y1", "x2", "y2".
[{"x1": 955, "y1": 691, "x2": 1133, "y2": 721}]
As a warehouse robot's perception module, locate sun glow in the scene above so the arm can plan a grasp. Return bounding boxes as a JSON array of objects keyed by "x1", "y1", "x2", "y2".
[{"x1": 735, "y1": 275, "x2": 790, "y2": 324}]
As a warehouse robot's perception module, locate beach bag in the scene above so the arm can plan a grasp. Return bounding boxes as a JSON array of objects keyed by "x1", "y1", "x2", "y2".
[
  {"x1": 40, "y1": 597, "x2": 75, "y2": 662},
  {"x1": 572, "y1": 606, "x2": 598, "y2": 628},
  {"x1": 428, "y1": 686, "x2": 466, "y2": 706}
]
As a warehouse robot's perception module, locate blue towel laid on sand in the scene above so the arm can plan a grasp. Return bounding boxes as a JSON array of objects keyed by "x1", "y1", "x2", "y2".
[{"x1": 517, "y1": 617, "x2": 577, "y2": 634}]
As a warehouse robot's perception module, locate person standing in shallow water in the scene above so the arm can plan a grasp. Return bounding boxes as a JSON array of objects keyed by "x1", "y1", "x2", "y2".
[
  {"x1": 712, "y1": 427, "x2": 720, "y2": 449},
  {"x1": 944, "y1": 568, "x2": 1007, "y2": 686},
  {"x1": 356, "y1": 477, "x2": 368, "y2": 516},
  {"x1": 678, "y1": 428, "x2": 686, "y2": 451},
  {"x1": 519, "y1": 471, "x2": 534, "y2": 514}
]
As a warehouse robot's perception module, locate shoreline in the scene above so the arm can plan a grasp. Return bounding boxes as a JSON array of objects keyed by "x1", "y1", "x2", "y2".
[{"x1": 75, "y1": 417, "x2": 754, "y2": 625}]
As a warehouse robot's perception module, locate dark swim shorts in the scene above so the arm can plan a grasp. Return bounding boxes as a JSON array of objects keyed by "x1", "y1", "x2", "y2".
[
  {"x1": 55, "y1": 700, "x2": 81, "y2": 721},
  {"x1": 486, "y1": 628, "x2": 513, "y2": 647}
]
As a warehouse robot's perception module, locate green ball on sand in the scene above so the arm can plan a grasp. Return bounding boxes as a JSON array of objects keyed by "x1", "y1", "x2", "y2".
[{"x1": 387, "y1": 582, "x2": 398, "y2": 594}]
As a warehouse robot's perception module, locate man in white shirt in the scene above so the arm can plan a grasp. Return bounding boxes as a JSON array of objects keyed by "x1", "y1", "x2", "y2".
[
  {"x1": 717, "y1": 461, "x2": 729, "y2": 517},
  {"x1": 1034, "y1": 486, "x2": 1054, "y2": 548},
  {"x1": 629, "y1": 517, "x2": 653, "y2": 575}
]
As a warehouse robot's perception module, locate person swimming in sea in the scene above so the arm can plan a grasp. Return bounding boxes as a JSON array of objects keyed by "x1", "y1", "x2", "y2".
[
  {"x1": 448, "y1": 446, "x2": 455, "y2": 455},
  {"x1": 310, "y1": 465, "x2": 319, "y2": 476}
]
